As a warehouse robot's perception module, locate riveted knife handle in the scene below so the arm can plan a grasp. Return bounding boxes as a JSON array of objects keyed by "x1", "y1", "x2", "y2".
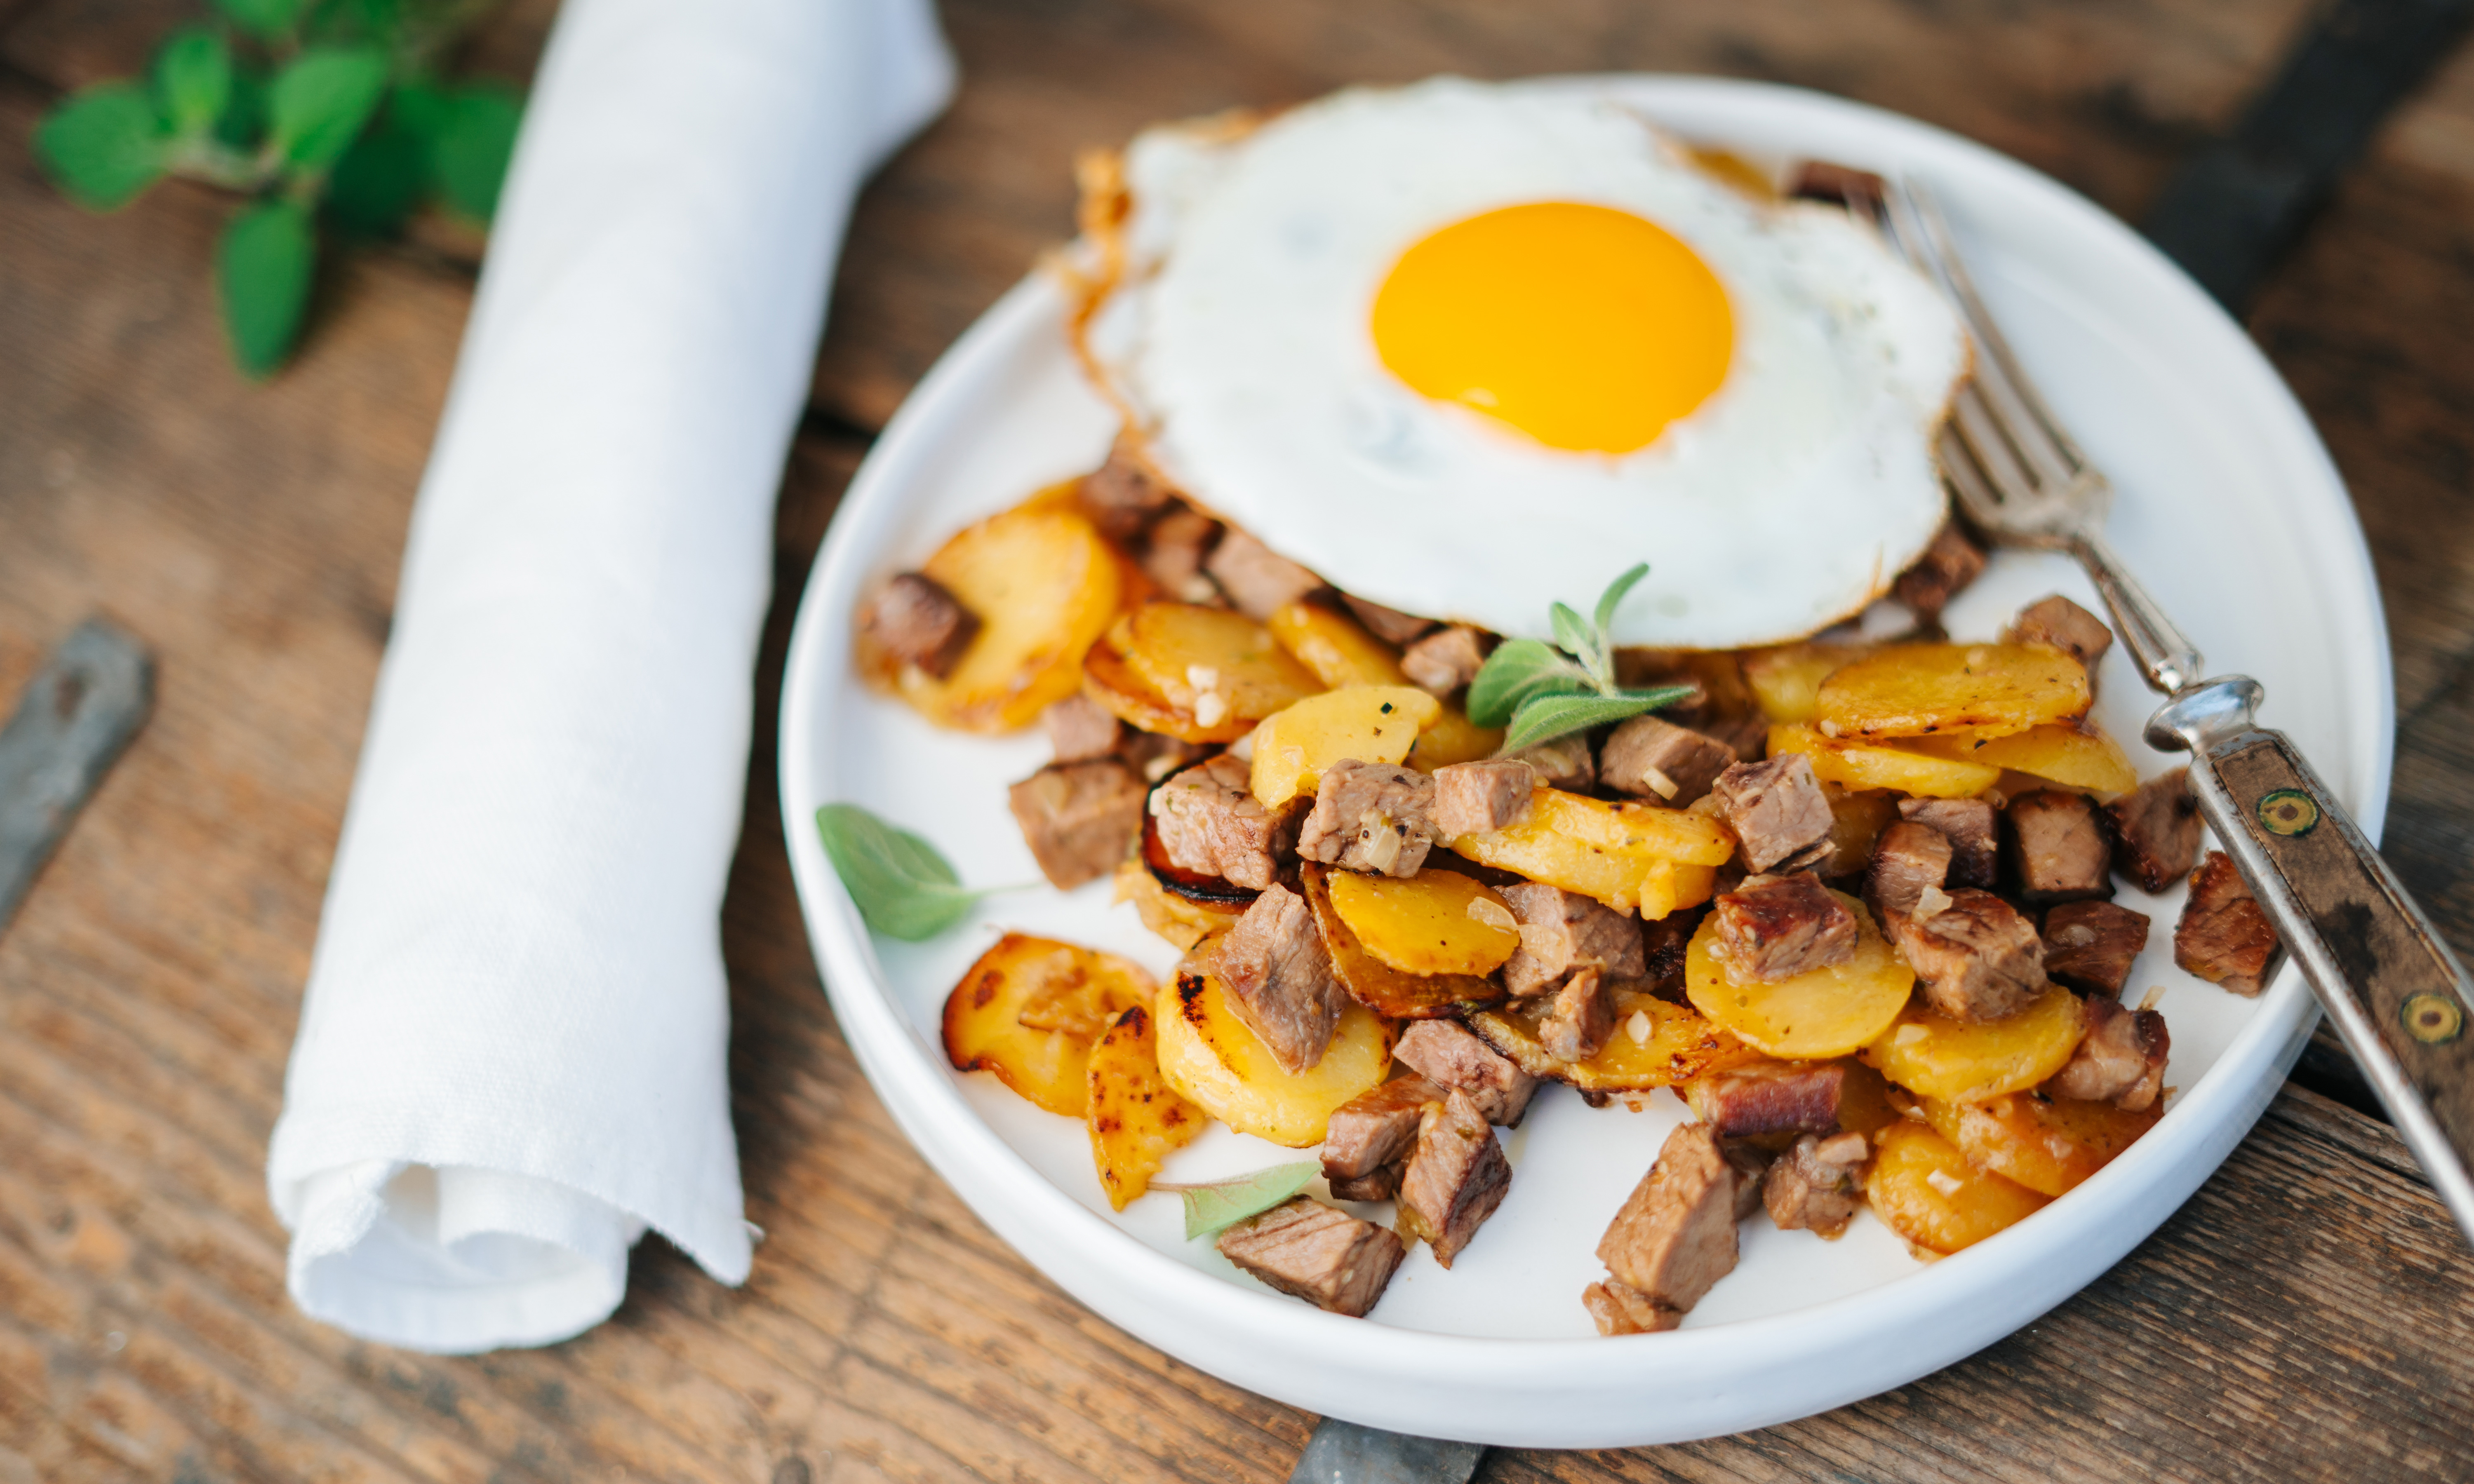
[{"x1": 2151, "y1": 677, "x2": 2474, "y2": 1246}]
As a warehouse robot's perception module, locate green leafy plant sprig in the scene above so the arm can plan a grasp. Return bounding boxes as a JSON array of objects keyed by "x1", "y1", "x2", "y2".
[
  {"x1": 816, "y1": 803, "x2": 1040, "y2": 941},
  {"x1": 33, "y1": 0, "x2": 525, "y2": 378},
  {"x1": 1465, "y1": 564, "x2": 1698, "y2": 753},
  {"x1": 1151, "y1": 1162, "x2": 1320, "y2": 1240}
]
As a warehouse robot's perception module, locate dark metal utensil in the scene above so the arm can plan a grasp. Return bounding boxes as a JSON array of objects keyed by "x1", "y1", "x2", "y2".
[
  {"x1": 1287, "y1": 1418, "x2": 1485, "y2": 1484},
  {"x1": 0, "y1": 618, "x2": 153, "y2": 937}
]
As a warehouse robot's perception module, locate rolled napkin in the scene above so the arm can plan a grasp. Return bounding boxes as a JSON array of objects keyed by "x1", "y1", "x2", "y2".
[{"x1": 267, "y1": 0, "x2": 952, "y2": 1353}]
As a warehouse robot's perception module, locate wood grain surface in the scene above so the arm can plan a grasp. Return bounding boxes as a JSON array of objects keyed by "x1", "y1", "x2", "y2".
[{"x1": 4, "y1": 0, "x2": 2474, "y2": 1479}]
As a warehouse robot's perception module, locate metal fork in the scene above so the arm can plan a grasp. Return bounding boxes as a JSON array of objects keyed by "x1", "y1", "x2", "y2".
[{"x1": 1875, "y1": 176, "x2": 2474, "y2": 1247}]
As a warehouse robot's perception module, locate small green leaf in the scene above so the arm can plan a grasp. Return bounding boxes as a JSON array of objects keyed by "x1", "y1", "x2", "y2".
[
  {"x1": 1159, "y1": 1163, "x2": 1319, "y2": 1240},
  {"x1": 431, "y1": 82, "x2": 521, "y2": 223},
  {"x1": 269, "y1": 46, "x2": 390, "y2": 171},
  {"x1": 1548, "y1": 601, "x2": 1596, "y2": 670},
  {"x1": 213, "y1": 0, "x2": 304, "y2": 42},
  {"x1": 218, "y1": 199, "x2": 315, "y2": 378},
  {"x1": 815, "y1": 803, "x2": 991, "y2": 940},
  {"x1": 1592, "y1": 563, "x2": 1651, "y2": 638},
  {"x1": 213, "y1": 64, "x2": 269, "y2": 151},
  {"x1": 35, "y1": 84, "x2": 166, "y2": 210},
  {"x1": 154, "y1": 28, "x2": 233, "y2": 139},
  {"x1": 325, "y1": 108, "x2": 428, "y2": 235},
  {"x1": 1465, "y1": 638, "x2": 1592, "y2": 727},
  {"x1": 1499, "y1": 685, "x2": 1698, "y2": 754}
]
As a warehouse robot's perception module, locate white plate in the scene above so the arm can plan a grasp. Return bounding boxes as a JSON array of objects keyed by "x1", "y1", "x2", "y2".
[{"x1": 779, "y1": 77, "x2": 2392, "y2": 1447}]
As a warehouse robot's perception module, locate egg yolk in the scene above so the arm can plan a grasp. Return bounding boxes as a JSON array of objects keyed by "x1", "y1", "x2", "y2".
[{"x1": 1370, "y1": 202, "x2": 1733, "y2": 454}]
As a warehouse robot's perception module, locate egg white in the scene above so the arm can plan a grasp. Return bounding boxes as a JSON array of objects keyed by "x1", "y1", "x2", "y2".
[{"x1": 1078, "y1": 78, "x2": 1970, "y2": 649}]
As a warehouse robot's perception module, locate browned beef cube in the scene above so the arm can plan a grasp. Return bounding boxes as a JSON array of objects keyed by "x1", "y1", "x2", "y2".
[
  {"x1": 1899, "y1": 797, "x2": 1998, "y2": 889},
  {"x1": 2043, "y1": 900, "x2": 2152, "y2": 998},
  {"x1": 2008, "y1": 594, "x2": 2113, "y2": 670},
  {"x1": 1216, "y1": 1197, "x2": 1404, "y2": 1317},
  {"x1": 1297, "y1": 760, "x2": 1437, "y2": 877},
  {"x1": 1865, "y1": 820, "x2": 1952, "y2": 921},
  {"x1": 1596, "y1": 1123, "x2": 1743, "y2": 1317},
  {"x1": 1395, "y1": 1019, "x2": 1538, "y2": 1126},
  {"x1": 1329, "y1": 1165, "x2": 1403, "y2": 1202},
  {"x1": 1077, "y1": 434, "x2": 1178, "y2": 540},
  {"x1": 2175, "y1": 852, "x2": 2281, "y2": 996},
  {"x1": 1153, "y1": 754, "x2": 1291, "y2": 890},
  {"x1": 1541, "y1": 967, "x2": 1614, "y2": 1061},
  {"x1": 1703, "y1": 713, "x2": 1771, "y2": 766},
  {"x1": 1712, "y1": 754, "x2": 1834, "y2": 873},
  {"x1": 1508, "y1": 733, "x2": 1596, "y2": 791},
  {"x1": 2107, "y1": 767, "x2": 2203, "y2": 893},
  {"x1": 1204, "y1": 530, "x2": 1322, "y2": 620},
  {"x1": 1499, "y1": 883, "x2": 1645, "y2": 998},
  {"x1": 2047, "y1": 996, "x2": 2170, "y2": 1110},
  {"x1": 1683, "y1": 1059, "x2": 1847, "y2": 1139},
  {"x1": 1584, "y1": 1278, "x2": 1682, "y2": 1335},
  {"x1": 1042, "y1": 693, "x2": 1122, "y2": 762},
  {"x1": 1430, "y1": 758, "x2": 1537, "y2": 838},
  {"x1": 1763, "y1": 1131, "x2": 1869, "y2": 1238},
  {"x1": 1121, "y1": 730, "x2": 1206, "y2": 784},
  {"x1": 1007, "y1": 760, "x2": 1146, "y2": 889},
  {"x1": 1342, "y1": 594, "x2": 1436, "y2": 646},
  {"x1": 1212, "y1": 884, "x2": 1345, "y2": 1074},
  {"x1": 1711, "y1": 872, "x2": 1856, "y2": 982},
  {"x1": 859, "y1": 572, "x2": 979, "y2": 680},
  {"x1": 1396, "y1": 1090, "x2": 1512, "y2": 1268},
  {"x1": 1719, "y1": 1140, "x2": 1776, "y2": 1220},
  {"x1": 1888, "y1": 889, "x2": 2048, "y2": 1022},
  {"x1": 1893, "y1": 521, "x2": 1987, "y2": 618},
  {"x1": 1640, "y1": 911, "x2": 1696, "y2": 997},
  {"x1": 1139, "y1": 508, "x2": 1224, "y2": 604},
  {"x1": 1321, "y1": 1075, "x2": 1443, "y2": 1183},
  {"x1": 1601, "y1": 716, "x2": 1738, "y2": 806},
  {"x1": 1400, "y1": 625, "x2": 1488, "y2": 696},
  {"x1": 2005, "y1": 789, "x2": 2116, "y2": 905}
]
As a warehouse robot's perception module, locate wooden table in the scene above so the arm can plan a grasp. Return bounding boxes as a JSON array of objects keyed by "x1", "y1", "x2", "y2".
[{"x1": 5, "y1": 0, "x2": 2473, "y2": 1479}]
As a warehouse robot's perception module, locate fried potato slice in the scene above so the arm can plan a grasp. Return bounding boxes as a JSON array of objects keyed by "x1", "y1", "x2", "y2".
[
  {"x1": 943, "y1": 933, "x2": 1157, "y2": 1117},
  {"x1": 1446, "y1": 787, "x2": 1735, "y2": 916},
  {"x1": 1917, "y1": 1091, "x2": 2161, "y2": 1198},
  {"x1": 884, "y1": 506, "x2": 1124, "y2": 733},
  {"x1": 1742, "y1": 643, "x2": 1870, "y2": 724},
  {"x1": 1866, "y1": 1121, "x2": 2051, "y2": 1255},
  {"x1": 1683, "y1": 890, "x2": 1916, "y2": 1059},
  {"x1": 1155, "y1": 965, "x2": 1395, "y2": 1147},
  {"x1": 1299, "y1": 864, "x2": 1503, "y2": 1019},
  {"x1": 1863, "y1": 986, "x2": 2087, "y2": 1104},
  {"x1": 1814, "y1": 642, "x2": 2091, "y2": 741},
  {"x1": 1250, "y1": 685, "x2": 1439, "y2": 807},
  {"x1": 1768, "y1": 723, "x2": 2005, "y2": 798},
  {"x1": 1112, "y1": 857, "x2": 1247, "y2": 953},
  {"x1": 1912, "y1": 723, "x2": 2138, "y2": 796},
  {"x1": 1086, "y1": 1005, "x2": 1206, "y2": 1210},
  {"x1": 1123, "y1": 602, "x2": 1323, "y2": 723},
  {"x1": 1328, "y1": 867, "x2": 1520, "y2": 977},
  {"x1": 1266, "y1": 601, "x2": 1500, "y2": 768},
  {"x1": 1470, "y1": 986, "x2": 1759, "y2": 1092}
]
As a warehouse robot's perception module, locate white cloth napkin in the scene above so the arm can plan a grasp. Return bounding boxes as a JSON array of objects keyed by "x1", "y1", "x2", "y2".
[{"x1": 266, "y1": 0, "x2": 953, "y2": 1354}]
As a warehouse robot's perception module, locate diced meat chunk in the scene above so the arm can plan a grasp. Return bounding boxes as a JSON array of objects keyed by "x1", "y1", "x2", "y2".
[
  {"x1": 1139, "y1": 508, "x2": 1223, "y2": 604},
  {"x1": 1711, "y1": 871, "x2": 1856, "y2": 982},
  {"x1": 1042, "y1": 693, "x2": 1122, "y2": 763},
  {"x1": 1498, "y1": 883, "x2": 1646, "y2": 998},
  {"x1": 1703, "y1": 714, "x2": 1770, "y2": 766},
  {"x1": 1342, "y1": 594, "x2": 1436, "y2": 646},
  {"x1": 2107, "y1": 767, "x2": 2203, "y2": 893},
  {"x1": 2042, "y1": 900, "x2": 2152, "y2": 998},
  {"x1": 1594, "y1": 1123, "x2": 1745, "y2": 1321},
  {"x1": 1328, "y1": 1165, "x2": 1402, "y2": 1202},
  {"x1": 2047, "y1": 996, "x2": 2170, "y2": 1110},
  {"x1": 1400, "y1": 625, "x2": 1488, "y2": 696},
  {"x1": 1430, "y1": 758, "x2": 1536, "y2": 838},
  {"x1": 1541, "y1": 967, "x2": 1614, "y2": 1061},
  {"x1": 1601, "y1": 716, "x2": 1738, "y2": 806},
  {"x1": 2005, "y1": 789, "x2": 2116, "y2": 905},
  {"x1": 1507, "y1": 734, "x2": 1596, "y2": 791},
  {"x1": 1297, "y1": 760, "x2": 1437, "y2": 877},
  {"x1": 1320, "y1": 1075, "x2": 1442, "y2": 1183},
  {"x1": 1584, "y1": 1278, "x2": 1682, "y2": 1336},
  {"x1": 1212, "y1": 884, "x2": 1345, "y2": 1074},
  {"x1": 1152, "y1": 754, "x2": 1291, "y2": 890},
  {"x1": 1712, "y1": 754, "x2": 1834, "y2": 873},
  {"x1": 1683, "y1": 1059, "x2": 1847, "y2": 1139},
  {"x1": 2008, "y1": 594, "x2": 2114, "y2": 670},
  {"x1": 1893, "y1": 521, "x2": 1987, "y2": 618},
  {"x1": 1899, "y1": 797, "x2": 1998, "y2": 889},
  {"x1": 1394, "y1": 1019, "x2": 1538, "y2": 1126},
  {"x1": 859, "y1": 572, "x2": 979, "y2": 679},
  {"x1": 1888, "y1": 888, "x2": 2048, "y2": 1022},
  {"x1": 1007, "y1": 760, "x2": 1146, "y2": 889},
  {"x1": 2175, "y1": 851, "x2": 2281, "y2": 996},
  {"x1": 1640, "y1": 911, "x2": 1696, "y2": 997},
  {"x1": 1203, "y1": 530, "x2": 1322, "y2": 619},
  {"x1": 1763, "y1": 1131, "x2": 1870, "y2": 1238},
  {"x1": 1396, "y1": 1090, "x2": 1512, "y2": 1268},
  {"x1": 1865, "y1": 821, "x2": 1952, "y2": 921},
  {"x1": 1216, "y1": 1197, "x2": 1404, "y2": 1317},
  {"x1": 1077, "y1": 434, "x2": 1177, "y2": 540}
]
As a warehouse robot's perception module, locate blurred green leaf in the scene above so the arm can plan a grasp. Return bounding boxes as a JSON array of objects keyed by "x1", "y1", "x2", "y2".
[
  {"x1": 432, "y1": 83, "x2": 520, "y2": 223},
  {"x1": 325, "y1": 107, "x2": 427, "y2": 235},
  {"x1": 34, "y1": 84, "x2": 167, "y2": 210},
  {"x1": 316, "y1": 0, "x2": 403, "y2": 43},
  {"x1": 213, "y1": 0, "x2": 305, "y2": 43},
  {"x1": 154, "y1": 28, "x2": 233, "y2": 139},
  {"x1": 213, "y1": 64, "x2": 269, "y2": 150},
  {"x1": 269, "y1": 46, "x2": 390, "y2": 171},
  {"x1": 218, "y1": 199, "x2": 316, "y2": 378}
]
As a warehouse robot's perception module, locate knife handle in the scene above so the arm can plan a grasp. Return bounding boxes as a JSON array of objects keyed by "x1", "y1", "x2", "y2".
[{"x1": 2149, "y1": 677, "x2": 2474, "y2": 1244}]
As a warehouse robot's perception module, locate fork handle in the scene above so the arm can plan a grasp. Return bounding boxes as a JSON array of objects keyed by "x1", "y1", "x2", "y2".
[
  {"x1": 2149, "y1": 678, "x2": 2474, "y2": 1243},
  {"x1": 2073, "y1": 528, "x2": 2207, "y2": 693}
]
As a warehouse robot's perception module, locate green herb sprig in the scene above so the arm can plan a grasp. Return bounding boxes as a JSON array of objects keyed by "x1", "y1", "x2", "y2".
[
  {"x1": 1465, "y1": 564, "x2": 1697, "y2": 753},
  {"x1": 815, "y1": 803, "x2": 1035, "y2": 941},
  {"x1": 1151, "y1": 1162, "x2": 1321, "y2": 1240},
  {"x1": 33, "y1": 0, "x2": 525, "y2": 378}
]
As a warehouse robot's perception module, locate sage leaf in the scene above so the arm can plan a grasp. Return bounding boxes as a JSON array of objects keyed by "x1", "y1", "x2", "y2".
[
  {"x1": 154, "y1": 28, "x2": 233, "y2": 139},
  {"x1": 213, "y1": 0, "x2": 305, "y2": 42},
  {"x1": 1465, "y1": 638, "x2": 1592, "y2": 727},
  {"x1": 325, "y1": 106, "x2": 430, "y2": 236},
  {"x1": 1593, "y1": 562, "x2": 1651, "y2": 638},
  {"x1": 1500, "y1": 685, "x2": 1698, "y2": 754},
  {"x1": 269, "y1": 46, "x2": 390, "y2": 171},
  {"x1": 431, "y1": 83, "x2": 522, "y2": 223},
  {"x1": 815, "y1": 803, "x2": 991, "y2": 941},
  {"x1": 218, "y1": 199, "x2": 315, "y2": 378},
  {"x1": 1161, "y1": 1162, "x2": 1319, "y2": 1240},
  {"x1": 35, "y1": 84, "x2": 166, "y2": 211}
]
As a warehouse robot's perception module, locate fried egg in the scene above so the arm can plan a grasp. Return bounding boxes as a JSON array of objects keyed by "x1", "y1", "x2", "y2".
[{"x1": 1076, "y1": 79, "x2": 1969, "y2": 649}]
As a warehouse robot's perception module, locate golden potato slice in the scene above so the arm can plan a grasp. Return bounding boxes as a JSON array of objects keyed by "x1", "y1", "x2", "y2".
[
  {"x1": 1122, "y1": 603, "x2": 1324, "y2": 727},
  {"x1": 1299, "y1": 863, "x2": 1498, "y2": 1019},
  {"x1": 1917, "y1": 1091, "x2": 2160, "y2": 1198},
  {"x1": 1743, "y1": 643, "x2": 1868, "y2": 724},
  {"x1": 1914, "y1": 723, "x2": 2137, "y2": 796},
  {"x1": 1683, "y1": 890, "x2": 1915, "y2": 1058},
  {"x1": 1086, "y1": 1005, "x2": 1207, "y2": 1210},
  {"x1": 1814, "y1": 642, "x2": 2091, "y2": 741},
  {"x1": 943, "y1": 934, "x2": 1156, "y2": 1118},
  {"x1": 884, "y1": 507, "x2": 1123, "y2": 734},
  {"x1": 1768, "y1": 723, "x2": 2004, "y2": 799},
  {"x1": 1112, "y1": 858, "x2": 1246, "y2": 953},
  {"x1": 1471, "y1": 986, "x2": 1759, "y2": 1092},
  {"x1": 1155, "y1": 967, "x2": 1395, "y2": 1146},
  {"x1": 1818, "y1": 787, "x2": 1900, "y2": 875},
  {"x1": 1328, "y1": 868, "x2": 1520, "y2": 977},
  {"x1": 1406, "y1": 709, "x2": 1506, "y2": 770},
  {"x1": 1083, "y1": 627, "x2": 1227, "y2": 742},
  {"x1": 1250, "y1": 686, "x2": 1440, "y2": 808},
  {"x1": 1863, "y1": 987, "x2": 2087, "y2": 1104},
  {"x1": 1264, "y1": 601, "x2": 1501, "y2": 768},
  {"x1": 1865, "y1": 1121, "x2": 2051, "y2": 1254},
  {"x1": 1446, "y1": 787, "x2": 1737, "y2": 916}
]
